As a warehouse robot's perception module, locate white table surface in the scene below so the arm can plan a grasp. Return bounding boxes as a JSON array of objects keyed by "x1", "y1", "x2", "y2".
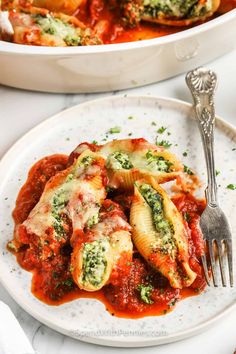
[{"x1": 0, "y1": 49, "x2": 236, "y2": 354}]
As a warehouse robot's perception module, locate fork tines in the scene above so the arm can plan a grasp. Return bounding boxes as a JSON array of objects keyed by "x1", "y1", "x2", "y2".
[{"x1": 201, "y1": 239, "x2": 234, "y2": 287}]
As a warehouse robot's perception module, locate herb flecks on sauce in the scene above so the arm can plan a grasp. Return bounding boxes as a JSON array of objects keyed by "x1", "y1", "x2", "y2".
[
  {"x1": 138, "y1": 183, "x2": 176, "y2": 257},
  {"x1": 145, "y1": 150, "x2": 173, "y2": 172},
  {"x1": 82, "y1": 239, "x2": 109, "y2": 287},
  {"x1": 138, "y1": 284, "x2": 154, "y2": 304}
]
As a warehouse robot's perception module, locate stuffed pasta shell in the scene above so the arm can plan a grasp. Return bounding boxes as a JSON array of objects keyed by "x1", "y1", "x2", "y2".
[
  {"x1": 15, "y1": 149, "x2": 107, "y2": 259},
  {"x1": 122, "y1": 0, "x2": 220, "y2": 27},
  {"x1": 130, "y1": 177, "x2": 197, "y2": 288},
  {"x1": 99, "y1": 138, "x2": 182, "y2": 190},
  {"x1": 5, "y1": 5, "x2": 101, "y2": 46},
  {"x1": 71, "y1": 200, "x2": 133, "y2": 291}
]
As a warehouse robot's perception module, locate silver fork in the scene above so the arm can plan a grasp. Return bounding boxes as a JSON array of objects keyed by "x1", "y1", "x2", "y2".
[{"x1": 186, "y1": 67, "x2": 234, "y2": 287}]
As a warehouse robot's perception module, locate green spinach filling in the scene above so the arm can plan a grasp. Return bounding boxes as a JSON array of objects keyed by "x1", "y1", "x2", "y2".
[
  {"x1": 142, "y1": 0, "x2": 210, "y2": 19},
  {"x1": 51, "y1": 189, "x2": 67, "y2": 239},
  {"x1": 82, "y1": 239, "x2": 109, "y2": 287},
  {"x1": 86, "y1": 212, "x2": 99, "y2": 229},
  {"x1": 34, "y1": 15, "x2": 82, "y2": 46},
  {"x1": 106, "y1": 151, "x2": 134, "y2": 170},
  {"x1": 139, "y1": 183, "x2": 176, "y2": 255},
  {"x1": 145, "y1": 150, "x2": 173, "y2": 172},
  {"x1": 51, "y1": 155, "x2": 95, "y2": 238}
]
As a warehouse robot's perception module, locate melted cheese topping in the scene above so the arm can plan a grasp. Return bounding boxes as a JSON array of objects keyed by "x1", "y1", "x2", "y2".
[{"x1": 22, "y1": 150, "x2": 106, "y2": 245}]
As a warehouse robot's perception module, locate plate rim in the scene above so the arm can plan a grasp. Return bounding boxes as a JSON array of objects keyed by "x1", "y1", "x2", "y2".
[{"x1": 0, "y1": 94, "x2": 235, "y2": 348}]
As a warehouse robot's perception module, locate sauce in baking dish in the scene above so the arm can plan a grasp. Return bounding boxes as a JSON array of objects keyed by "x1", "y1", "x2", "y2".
[
  {"x1": 2, "y1": 0, "x2": 236, "y2": 46},
  {"x1": 74, "y1": 0, "x2": 236, "y2": 44}
]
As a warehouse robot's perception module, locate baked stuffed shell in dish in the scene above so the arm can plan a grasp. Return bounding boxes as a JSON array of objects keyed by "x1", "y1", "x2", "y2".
[
  {"x1": 139, "y1": 0, "x2": 221, "y2": 26},
  {"x1": 9, "y1": 136, "x2": 207, "y2": 317},
  {"x1": 0, "y1": 0, "x2": 101, "y2": 46},
  {"x1": 130, "y1": 177, "x2": 197, "y2": 288},
  {"x1": 8, "y1": 10, "x2": 101, "y2": 46}
]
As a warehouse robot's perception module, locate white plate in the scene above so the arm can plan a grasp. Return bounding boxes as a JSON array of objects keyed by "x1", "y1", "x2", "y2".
[{"x1": 0, "y1": 95, "x2": 235, "y2": 347}]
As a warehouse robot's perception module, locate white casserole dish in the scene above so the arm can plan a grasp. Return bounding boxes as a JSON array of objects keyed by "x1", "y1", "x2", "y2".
[{"x1": 0, "y1": 9, "x2": 236, "y2": 93}]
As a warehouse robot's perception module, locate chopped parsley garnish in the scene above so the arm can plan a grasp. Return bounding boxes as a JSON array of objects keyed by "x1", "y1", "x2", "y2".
[
  {"x1": 156, "y1": 139, "x2": 172, "y2": 148},
  {"x1": 63, "y1": 279, "x2": 74, "y2": 288},
  {"x1": 55, "y1": 278, "x2": 74, "y2": 289},
  {"x1": 151, "y1": 121, "x2": 157, "y2": 126},
  {"x1": 182, "y1": 151, "x2": 188, "y2": 157},
  {"x1": 92, "y1": 140, "x2": 98, "y2": 145},
  {"x1": 138, "y1": 284, "x2": 154, "y2": 304},
  {"x1": 108, "y1": 126, "x2": 121, "y2": 134},
  {"x1": 216, "y1": 170, "x2": 220, "y2": 176},
  {"x1": 128, "y1": 132, "x2": 132, "y2": 136},
  {"x1": 52, "y1": 271, "x2": 60, "y2": 279},
  {"x1": 226, "y1": 184, "x2": 236, "y2": 190},
  {"x1": 168, "y1": 298, "x2": 177, "y2": 307},
  {"x1": 157, "y1": 126, "x2": 167, "y2": 134},
  {"x1": 128, "y1": 116, "x2": 134, "y2": 120},
  {"x1": 232, "y1": 148, "x2": 236, "y2": 151},
  {"x1": 184, "y1": 165, "x2": 194, "y2": 175}
]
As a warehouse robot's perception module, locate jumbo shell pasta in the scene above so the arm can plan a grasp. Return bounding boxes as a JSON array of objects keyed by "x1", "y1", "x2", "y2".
[
  {"x1": 15, "y1": 149, "x2": 107, "y2": 259},
  {"x1": 71, "y1": 201, "x2": 133, "y2": 291},
  {"x1": 130, "y1": 177, "x2": 197, "y2": 288},
  {"x1": 140, "y1": 0, "x2": 221, "y2": 26},
  {"x1": 99, "y1": 138, "x2": 183, "y2": 190}
]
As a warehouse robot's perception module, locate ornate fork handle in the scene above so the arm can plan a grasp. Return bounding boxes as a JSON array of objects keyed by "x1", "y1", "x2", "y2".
[{"x1": 186, "y1": 67, "x2": 218, "y2": 207}]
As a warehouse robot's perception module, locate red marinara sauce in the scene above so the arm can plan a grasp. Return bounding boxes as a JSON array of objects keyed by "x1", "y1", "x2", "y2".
[{"x1": 10, "y1": 155, "x2": 207, "y2": 318}]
